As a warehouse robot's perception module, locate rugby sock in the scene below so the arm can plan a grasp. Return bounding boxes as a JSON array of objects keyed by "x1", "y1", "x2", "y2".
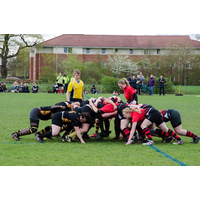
[
  {"x1": 38, "y1": 126, "x2": 51, "y2": 134},
  {"x1": 68, "y1": 131, "x2": 77, "y2": 139},
  {"x1": 155, "y1": 129, "x2": 169, "y2": 138},
  {"x1": 58, "y1": 89, "x2": 60, "y2": 94},
  {"x1": 18, "y1": 127, "x2": 38, "y2": 136},
  {"x1": 114, "y1": 124, "x2": 120, "y2": 138},
  {"x1": 39, "y1": 131, "x2": 52, "y2": 139},
  {"x1": 122, "y1": 127, "x2": 130, "y2": 138},
  {"x1": 167, "y1": 129, "x2": 181, "y2": 140},
  {"x1": 62, "y1": 89, "x2": 64, "y2": 94},
  {"x1": 142, "y1": 128, "x2": 153, "y2": 140},
  {"x1": 186, "y1": 130, "x2": 197, "y2": 139},
  {"x1": 104, "y1": 119, "x2": 110, "y2": 131},
  {"x1": 95, "y1": 123, "x2": 101, "y2": 133}
]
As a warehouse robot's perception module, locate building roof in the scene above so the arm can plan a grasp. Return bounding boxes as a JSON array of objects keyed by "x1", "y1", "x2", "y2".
[{"x1": 42, "y1": 34, "x2": 200, "y2": 49}]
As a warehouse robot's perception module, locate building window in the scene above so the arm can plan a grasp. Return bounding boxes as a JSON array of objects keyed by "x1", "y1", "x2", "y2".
[
  {"x1": 68, "y1": 47, "x2": 72, "y2": 53},
  {"x1": 64, "y1": 47, "x2": 72, "y2": 53},
  {"x1": 102, "y1": 48, "x2": 106, "y2": 54},
  {"x1": 157, "y1": 49, "x2": 160, "y2": 54},
  {"x1": 130, "y1": 49, "x2": 133, "y2": 54},
  {"x1": 86, "y1": 48, "x2": 90, "y2": 53},
  {"x1": 115, "y1": 48, "x2": 118, "y2": 53},
  {"x1": 144, "y1": 49, "x2": 149, "y2": 54},
  {"x1": 64, "y1": 47, "x2": 68, "y2": 53}
]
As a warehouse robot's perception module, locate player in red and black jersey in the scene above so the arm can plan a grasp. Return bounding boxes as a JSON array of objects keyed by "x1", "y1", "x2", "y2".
[
  {"x1": 159, "y1": 109, "x2": 200, "y2": 143},
  {"x1": 89, "y1": 97, "x2": 122, "y2": 139},
  {"x1": 122, "y1": 107, "x2": 184, "y2": 145},
  {"x1": 35, "y1": 110, "x2": 91, "y2": 143},
  {"x1": 11, "y1": 105, "x2": 68, "y2": 141},
  {"x1": 118, "y1": 78, "x2": 138, "y2": 104}
]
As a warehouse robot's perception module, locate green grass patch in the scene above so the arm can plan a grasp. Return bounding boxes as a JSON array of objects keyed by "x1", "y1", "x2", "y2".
[{"x1": 0, "y1": 92, "x2": 200, "y2": 166}]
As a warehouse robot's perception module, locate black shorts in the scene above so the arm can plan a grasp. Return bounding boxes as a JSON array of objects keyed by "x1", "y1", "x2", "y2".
[
  {"x1": 117, "y1": 103, "x2": 128, "y2": 119},
  {"x1": 52, "y1": 112, "x2": 63, "y2": 127},
  {"x1": 29, "y1": 107, "x2": 40, "y2": 123},
  {"x1": 70, "y1": 98, "x2": 83, "y2": 103},
  {"x1": 57, "y1": 83, "x2": 63, "y2": 87},
  {"x1": 146, "y1": 108, "x2": 163, "y2": 126},
  {"x1": 168, "y1": 109, "x2": 181, "y2": 128}
]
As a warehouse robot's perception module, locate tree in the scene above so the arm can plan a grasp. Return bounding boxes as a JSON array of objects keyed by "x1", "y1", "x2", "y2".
[
  {"x1": 194, "y1": 34, "x2": 200, "y2": 41},
  {"x1": 0, "y1": 34, "x2": 43, "y2": 78},
  {"x1": 159, "y1": 41, "x2": 199, "y2": 85},
  {"x1": 7, "y1": 47, "x2": 30, "y2": 78},
  {"x1": 106, "y1": 53, "x2": 139, "y2": 78}
]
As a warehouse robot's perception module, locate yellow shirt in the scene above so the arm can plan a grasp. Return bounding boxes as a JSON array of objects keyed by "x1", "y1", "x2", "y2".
[{"x1": 67, "y1": 80, "x2": 84, "y2": 99}]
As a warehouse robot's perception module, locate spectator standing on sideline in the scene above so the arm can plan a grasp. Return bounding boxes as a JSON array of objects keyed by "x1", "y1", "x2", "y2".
[
  {"x1": 69, "y1": 76, "x2": 74, "y2": 83},
  {"x1": 63, "y1": 73, "x2": 69, "y2": 93},
  {"x1": 147, "y1": 75, "x2": 155, "y2": 95},
  {"x1": 139, "y1": 72, "x2": 145, "y2": 85},
  {"x1": 140, "y1": 72, "x2": 145, "y2": 95},
  {"x1": 56, "y1": 72, "x2": 65, "y2": 94},
  {"x1": 32, "y1": 82, "x2": 39, "y2": 93},
  {"x1": 127, "y1": 75, "x2": 132, "y2": 85},
  {"x1": 66, "y1": 69, "x2": 84, "y2": 103},
  {"x1": 158, "y1": 75, "x2": 166, "y2": 96},
  {"x1": 130, "y1": 76, "x2": 137, "y2": 89},
  {"x1": 136, "y1": 75, "x2": 142, "y2": 95}
]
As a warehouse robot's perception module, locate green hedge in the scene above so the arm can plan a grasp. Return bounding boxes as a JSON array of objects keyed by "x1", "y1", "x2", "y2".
[
  {"x1": 101, "y1": 76, "x2": 120, "y2": 93},
  {"x1": 4, "y1": 82, "x2": 200, "y2": 94}
]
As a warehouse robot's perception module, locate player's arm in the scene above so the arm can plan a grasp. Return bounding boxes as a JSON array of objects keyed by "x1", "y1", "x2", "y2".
[
  {"x1": 66, "y1": 82, "x2": 72, "y2": 101},
  {"x1": 126, "y1": 122, "x2": 137, "y2": 145},
  {"x1": 66, "y1": 91, "x2": 70, "y2": 101},
  {"x1": 50, "y1": 105, "x2": 66, "y2": 110},
  {"x1": 74, "y1": 126, "x2": 85, "y2": 144},
  {"x1": 89, "y1": 99, "x2": 99, "y2": 113},
  {"x1": 82, "y1": 90, "x2": 84, "y2": 101},
  {"x1": 104, "y1": 99, "x2": 117, "y2": 110}
]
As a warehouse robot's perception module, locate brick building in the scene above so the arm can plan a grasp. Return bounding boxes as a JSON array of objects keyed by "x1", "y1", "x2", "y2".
[{"x1": 30, "y1": 34, "x2": 200, "y2": 81}]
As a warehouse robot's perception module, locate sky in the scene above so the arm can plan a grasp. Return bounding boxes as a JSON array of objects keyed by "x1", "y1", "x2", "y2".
[{"x1": 2, "y1": 1, "x2": 198, "y2": 39}]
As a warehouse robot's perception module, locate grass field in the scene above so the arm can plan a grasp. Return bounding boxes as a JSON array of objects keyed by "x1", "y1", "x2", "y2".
[{"x1": 0, "y1": 92, "x2": 200, "y2": 166}]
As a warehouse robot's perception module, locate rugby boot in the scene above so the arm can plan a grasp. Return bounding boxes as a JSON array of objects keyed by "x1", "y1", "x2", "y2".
[{"x1": 11, "y1": 132, "x2": 20, "y2": 141}]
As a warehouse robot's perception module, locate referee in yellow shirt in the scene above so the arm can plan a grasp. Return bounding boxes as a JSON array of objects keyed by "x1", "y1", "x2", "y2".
[{"x1": 66, "y1": 69, "x2": 84, "y2": 103}]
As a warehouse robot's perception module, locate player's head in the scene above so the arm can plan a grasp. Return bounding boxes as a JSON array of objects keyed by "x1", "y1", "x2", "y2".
[
  {"x1": 79, "y1": 112, "x2": 91, "y2": 123},
  {"x1": 118, "y1": 78, "x2": 130, "y2": 89},
  {"x1": 73, "y1": 69, "x2": 81, "y2": 81}
]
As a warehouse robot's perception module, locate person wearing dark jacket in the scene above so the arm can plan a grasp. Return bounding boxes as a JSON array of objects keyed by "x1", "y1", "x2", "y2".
[
  {"x1": 130, "y1": 76, "x2": 137, "y2": 89},
  {"x1": 157, "y1": 75, "x2": 166, "y2": 95},
  {"x1": 147, "y1": 75, "x2": 155, "y2": 95},
  {"x1": 23, "y1": 83, "x2": 30, "y2": 93}
]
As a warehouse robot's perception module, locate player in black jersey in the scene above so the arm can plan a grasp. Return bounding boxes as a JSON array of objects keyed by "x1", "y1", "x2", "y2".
[
  {"x1": 63, "y1": 103, "x2": 97, "y2": 140},
  {"x1": 55, "y1": 101, "x2": 80, "y2": 110},
  {"x1": 11, "y1": 105, "x2": 68, "y2": 141},
  {"x1": 35, "y1": 110, "x2": 91, "y2": 144},
  {"x1": 35, "y1": 101, "x2": 81, "y2": 139}
]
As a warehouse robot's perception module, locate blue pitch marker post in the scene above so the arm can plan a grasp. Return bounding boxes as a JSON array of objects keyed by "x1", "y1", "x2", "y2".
[
  {"x1": 85, "y1": 94, "x2": 90, "y2": 100},
  {"x1": 149, "y1": 145, "x2": 188, "y2": 166}
]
